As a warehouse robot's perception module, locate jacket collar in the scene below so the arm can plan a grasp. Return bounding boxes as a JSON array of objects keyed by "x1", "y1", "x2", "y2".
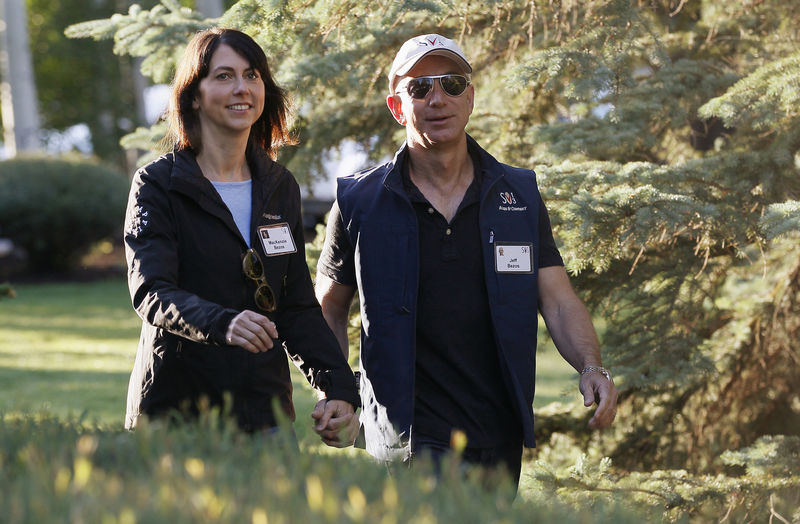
[
  {"x1": 169, "y1": 146, "x2": 281, "y2": 197},
  {"x1": 382, "y1": 143, "x2": 409, "y2": 197},
  {"x1": 167, "y1": 146, "x2": 285, "y2": 244},
  {"x1": 245, "y1": 144, "x2": 282, "y2": 203}
]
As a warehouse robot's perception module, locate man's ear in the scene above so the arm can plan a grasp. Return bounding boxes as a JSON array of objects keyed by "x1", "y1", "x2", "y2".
[{"x1": 386, "y1": 94, "x2": 406, "y2": 125}]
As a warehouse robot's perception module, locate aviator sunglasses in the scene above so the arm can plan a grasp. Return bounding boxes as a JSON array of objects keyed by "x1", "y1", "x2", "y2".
[
  {"x1": 242, "y1": 248, "x2": 277, "y2": 312},
  {"x1": 395, "y1": 74, "x2": 471, "y2": 99}
]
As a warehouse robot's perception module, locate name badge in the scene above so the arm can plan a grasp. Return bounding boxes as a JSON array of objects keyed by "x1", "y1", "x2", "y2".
[
  {"x1": 495, "y1": 243, "x2": 533, "y2": 273},
  {"x1": 257, "y1": 222, "x2": 297, "y2": 256}
]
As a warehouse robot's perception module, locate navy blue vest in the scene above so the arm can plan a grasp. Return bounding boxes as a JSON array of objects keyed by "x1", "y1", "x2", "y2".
[{"x1": 337, "y1": 136, "x2": 543, "y2": 460}]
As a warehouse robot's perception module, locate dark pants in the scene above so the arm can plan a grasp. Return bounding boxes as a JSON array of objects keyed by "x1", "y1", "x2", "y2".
[{"x1": 410, "y1": 433, "x2": 523, "y2": 495}]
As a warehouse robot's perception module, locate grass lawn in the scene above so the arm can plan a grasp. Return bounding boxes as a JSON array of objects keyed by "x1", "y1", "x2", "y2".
[
  {"x1": 0, "y1": 277, "x2": 576, "y2": 439},
  {"x1": 0, "y1": 278, "x2": 137, "y2": 427}
]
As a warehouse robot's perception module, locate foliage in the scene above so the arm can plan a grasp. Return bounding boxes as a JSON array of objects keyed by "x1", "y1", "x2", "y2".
[
  {"x1": 66, "y1": 0, "x2": 800, "y2": 476},
  {"x1": 531, "y1": 435, "x2": 800, "y2": 523},
  {"x1": 1, "y1": 413, "x2": 797, "y2": 522},
  {"x1": 24, "y1": 0, "x2": 160, "y2": 165},
  {"x1": 0, "y1": 156, "x2": 128, "y2": 271},
  {"x1": 65, "y1": 0, "x2": 209, "y2": 86}
]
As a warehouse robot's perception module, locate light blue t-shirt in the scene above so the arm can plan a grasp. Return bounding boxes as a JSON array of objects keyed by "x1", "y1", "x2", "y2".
[{"x1": 211, "y1": 179, "x2": 252, "y2": 247}]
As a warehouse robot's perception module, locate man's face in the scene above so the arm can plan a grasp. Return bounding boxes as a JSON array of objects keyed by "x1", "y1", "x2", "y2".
[{"x1": 387, "y1": 55, "x2": 474, "y2": 150}]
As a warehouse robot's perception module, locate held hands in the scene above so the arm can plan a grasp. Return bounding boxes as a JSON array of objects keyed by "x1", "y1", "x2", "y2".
[
  {"x1": 579, "y1": 370, "x2": 619, "y2": 429},
  {"x1": 311, "y1": 398, "x2": 359, "y2": 448},
  {"x1": 225, "y1": 310, "x2": 279, "y2": 353}
]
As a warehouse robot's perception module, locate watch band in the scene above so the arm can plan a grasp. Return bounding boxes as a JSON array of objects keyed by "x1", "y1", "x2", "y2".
[{"x1": 581, "y1": 366, "x2": 611, "y2": 381}]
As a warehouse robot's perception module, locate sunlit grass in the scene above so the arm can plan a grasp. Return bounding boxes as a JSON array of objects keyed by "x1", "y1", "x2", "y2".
[
  {"x1": 0, "y1": 278, "x2": 340, "y2": 441},
  {"x1": 0, "y1": 277, "x2": 575, "y2": 437},
  {"x1": 0, "y1": 281, "x2": 124, "y2": 418}
]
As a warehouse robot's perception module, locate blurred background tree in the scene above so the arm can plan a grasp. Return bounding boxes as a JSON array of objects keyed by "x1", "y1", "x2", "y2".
[
  {"x1": 0, "y1": 1, "x2": 245, "y2": 275},
  {"x1": 0, "y1": 0, "x2": 235, "y2": 167},
  {"x1": 24, "y1": 0, "x2": 150, "y2": 168},
  {"x1": 64, "y1": 0, "x2": 799, "y2": 473}
]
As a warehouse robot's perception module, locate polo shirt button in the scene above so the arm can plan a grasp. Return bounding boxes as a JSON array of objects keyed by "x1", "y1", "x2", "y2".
[
  {"x1": 445, "y1": 228, "x2": 452, "y2": 235},
  {"x1": 427, "y1": 207, "x2": 434, "y2": 214}
]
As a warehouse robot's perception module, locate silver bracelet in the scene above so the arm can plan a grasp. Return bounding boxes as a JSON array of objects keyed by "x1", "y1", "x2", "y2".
[{"x1": 581, "y1": 366, "x2": 611, "y2": 381}]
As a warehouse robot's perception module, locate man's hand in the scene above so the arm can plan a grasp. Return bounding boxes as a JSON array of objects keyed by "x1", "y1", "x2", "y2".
[
  {"x1": 580, "y1": 371, "x2": 619, "y2": 429},
  {"x1": 311, "y1": 398, "x2": 359, "y2": 447}
]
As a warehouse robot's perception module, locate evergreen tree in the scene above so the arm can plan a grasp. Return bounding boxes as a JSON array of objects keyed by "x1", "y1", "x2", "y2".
[{"x1": 67, "y1": 0, "x2": 799, "y2": 472}]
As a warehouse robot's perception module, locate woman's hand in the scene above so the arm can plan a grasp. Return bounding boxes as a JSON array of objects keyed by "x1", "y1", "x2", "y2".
[{"x1": 225, "y1": 310, "x2": 279, "y2": 353}]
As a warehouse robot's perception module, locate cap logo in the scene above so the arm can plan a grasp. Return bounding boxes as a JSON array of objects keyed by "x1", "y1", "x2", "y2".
[{"x1": 389, "y1": 34, "x2": 471, "y2": 92}]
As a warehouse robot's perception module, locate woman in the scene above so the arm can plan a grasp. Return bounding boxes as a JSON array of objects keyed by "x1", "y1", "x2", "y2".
[{"x1": 123, "y1": 28, "x2": 358, "y2": 440}]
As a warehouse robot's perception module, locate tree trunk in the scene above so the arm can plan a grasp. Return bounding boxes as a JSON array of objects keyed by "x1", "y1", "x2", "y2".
[{"x1": 0, "y1": 0, "x2": 41, "y2": 155}]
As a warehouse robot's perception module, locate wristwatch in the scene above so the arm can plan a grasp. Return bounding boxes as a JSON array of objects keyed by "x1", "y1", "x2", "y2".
[{"x1": 581, "y1": 366, "x2": 611, "y2": 381}]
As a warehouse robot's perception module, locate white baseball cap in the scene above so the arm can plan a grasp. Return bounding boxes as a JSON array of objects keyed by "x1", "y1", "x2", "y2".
[{"x1": 388, "y1": 34, "x2": 472, "y2": 92}]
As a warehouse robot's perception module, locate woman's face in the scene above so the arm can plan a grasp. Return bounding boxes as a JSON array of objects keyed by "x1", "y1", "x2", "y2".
[{"x1": 192, "y1": 43, "x2": 265, "y2": 140}]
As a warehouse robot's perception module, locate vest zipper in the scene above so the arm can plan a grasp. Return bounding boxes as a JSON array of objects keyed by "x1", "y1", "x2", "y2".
[{"x1": 384, "y1": 172, "x2": 418, "y2": 452}]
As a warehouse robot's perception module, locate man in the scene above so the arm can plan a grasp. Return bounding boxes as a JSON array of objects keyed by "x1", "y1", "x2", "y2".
[{"x1": 312, "y1": 34, "x2": 618, "y2": 487}]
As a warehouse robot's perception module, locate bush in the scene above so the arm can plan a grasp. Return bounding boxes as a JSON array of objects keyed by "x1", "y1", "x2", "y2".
[
  {"x1": 0, "y1": 282, "x2": 15, "y2": 298},
  {"x1": 0, "y1": 156, "x2": 129, "y2": 271}
]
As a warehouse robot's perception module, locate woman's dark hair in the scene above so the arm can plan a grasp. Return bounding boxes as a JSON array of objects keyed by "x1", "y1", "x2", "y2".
[{"x1": 165, "y1": 28, "x2": 295, "y2": 159}]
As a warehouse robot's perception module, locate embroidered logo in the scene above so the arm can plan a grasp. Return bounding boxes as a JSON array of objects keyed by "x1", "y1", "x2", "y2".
[
  {"x1": 125, "y1": 205, "x2": 149, "y2": 237},
  {"x1": 420, "y1": 36, "x2": 444, "y2": 48},
  {"x1": 262, "y1": 213, "x2": 282, "y2": 220},
  {"x1": 500, "y1": 192, "x2": 517, "y2": 205},
  {"x1": 498, "y1": 192, "x2": 527, "y2": 212}
]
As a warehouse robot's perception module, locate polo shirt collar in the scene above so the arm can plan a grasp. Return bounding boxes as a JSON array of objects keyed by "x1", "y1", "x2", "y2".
[
  {"x1": 400, "y1": 150, "x2": 483, "y2": 207},
  {"x1": 383, "y1": 135, "x2": 494, "y2": 202}
]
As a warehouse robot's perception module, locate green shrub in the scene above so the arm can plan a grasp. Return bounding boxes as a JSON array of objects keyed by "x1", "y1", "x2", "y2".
[
  {"x1": 0, "y1": 156, "x2": 129, "y2": 271},
  {"x1": 0, "y1": 282, "x2": 14, "y2": 298}
]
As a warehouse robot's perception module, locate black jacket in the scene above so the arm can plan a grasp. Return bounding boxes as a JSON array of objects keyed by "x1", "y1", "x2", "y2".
[{"x1": 123, "y1": 147, "x2": 358, "y2": 431}]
